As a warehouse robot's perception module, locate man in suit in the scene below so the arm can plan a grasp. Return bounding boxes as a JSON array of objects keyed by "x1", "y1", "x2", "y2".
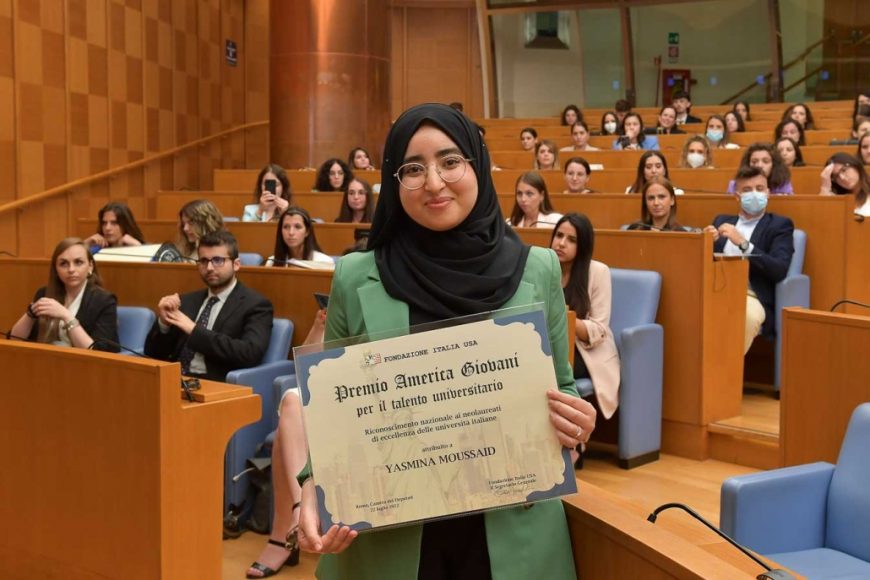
[
  {"x1": 704, "y1": 166, "x2": 795, "y2": 354},
  {"x1": 672, "y1": 90, "x2": 702, "y2": 125},
  {"x1": 145, "y1": 229, "x2": 273, "y2": 380}
]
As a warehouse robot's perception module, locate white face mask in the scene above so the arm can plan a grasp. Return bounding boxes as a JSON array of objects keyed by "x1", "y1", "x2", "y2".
[
  {"x1": 604, "y1": 122, "x2": 617, "y2": 134},
  {"x1": 686, "y1": 152, "x2": 706, "y2": 168}
]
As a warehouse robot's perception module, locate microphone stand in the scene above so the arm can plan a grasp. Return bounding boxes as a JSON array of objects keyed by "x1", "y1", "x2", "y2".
[{"x1": 647, "y1": 502, "x2": 796, "y2": 580}]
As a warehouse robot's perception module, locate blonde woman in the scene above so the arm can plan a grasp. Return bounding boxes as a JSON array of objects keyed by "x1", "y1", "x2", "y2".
[{"x1": 176, "y1": 199, "x2": 224, "y2": 260}]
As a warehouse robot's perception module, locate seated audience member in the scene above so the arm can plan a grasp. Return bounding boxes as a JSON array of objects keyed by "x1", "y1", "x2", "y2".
[
  {"x1": 724, "y1": 111, "x2": 745, "y2": 134},
  {"x1": 176, "y1": 199, "x2": 224, "y2": 260},
  {"x1": 627, "y1": 178, "x2": 688, "y2": 231},
  {"x1": 312, "y1": 158, "x2": 353, "y2": 192},
  {"x1": 776, "y1": 137, "x2": 804, "y2": 168},
  {"x1": 519, "y1": 127, "x2": 538, "y2": 151},
  {"x1": 247, "y1": 310, "x2": 326, "y2": 578},
  {"x1": 672, "y1": 90, "x2": 702, "y2": 125},
  {"x1": 733, "y1": 100, "x2": 752, "y2": 122},
  {"x1": 598, "y1": 111, "x2": 620, "y2": 136},
  {"x1": 145, "y1": 230, "x2": 273, "y2": 381},
  {"x1": 613, "y1": 113, "x2": 659, "y2": 151},
  {"x1": 782, "y1": 103, "x2": 816, "y2": 130},
  {"x1": 727, "y1": 143, "x2": 793, "y2": 195},
  {"x1": 508, "y1": 171, "x2": 562, "y2": 228},
  {"x1": 852, "y1": 91, "x2": 870, "y2": 120},
  {"x1": 335, "y1": 178, "x2": 374, "y2": 224},
  {"x1": 561, "y1": 104, "x2": 582, "y2": 127},
  {"x1": 704, "y1": 166, "x2": 795, "y2": 354},
  {"x1": 534, "y1": 140, "x2": 560, "y2": 170},
  {"x1": 266, "y1": 207, "x2": 333, "y2": 266},
  {"x1": 647, "y1": 105, "x2": 684, "y2": 135},
  {"x1": 614, "y1": 99, "x2": 631, "y2": 124},
  {"x1": 774, "y1": 119, "x2": 806, "y2": 146},
  {"x1": 550, "y1": 213, "x2": 620, "y2": 428},
  {"x1": 84, "y1": 202, "x2": 146, "y2": 249},
  {"x1": 563, "y1": 157, "x2": 595, "y2": 194},
  {"x1": 11, "y1": 237, "x2": 119, "y2": 352},
  {"x1": 858, "y1": 132, "x2": 870, "y2": 165},
  {"x1": 849, "y1": 116, "x2": 870, "y2": 142},
  {"x1": 705, "y1": 114, "x2": 738, "y2": 149},
  {"x1": 560, "y1": 121, "x2": 599, "y2": 152},
  {"x1": 626, "y1": 151, "x2": 683, "y2": 194},
  {"x1": 680, "y1": 135, "x2": 714, "y2": 169},
  {"x1": 819, "y1": 153, "x2": 870, "y2": 217},
  {"x1": 348, "y1": 147, "x2": 376, "y2": 171},
  {"x1": 243, "y1": 164, "x2": 291, "y2": 222}
]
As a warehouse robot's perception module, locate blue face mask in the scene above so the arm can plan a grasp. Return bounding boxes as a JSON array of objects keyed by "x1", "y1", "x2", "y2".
[
  {"x1": 740, "y1": 191, "x2": 768, "y2": 215},
  {"x1": 706, "y1": 129, "x2": 724, "y2": 143}
]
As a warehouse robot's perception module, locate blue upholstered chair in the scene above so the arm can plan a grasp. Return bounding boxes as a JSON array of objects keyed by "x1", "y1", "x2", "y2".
[
  {"x1": 576, "y1": 268, "x2": 663, "y2": 469},
  {"x1": 238, "y1": 252, "x2": 263, "y2": 267},
  {"x1": 223, "y1": 318, "x2": 295, "y2": 512},
  {"x1": 720, "y1": 403, "x2": 870, "y2": 579},
  {"x1": 773, "y1": 229, "x2": 809, "y2": 391},
  {"x1": 116, "y1": 306, "x2": 156, "y2": 355}
]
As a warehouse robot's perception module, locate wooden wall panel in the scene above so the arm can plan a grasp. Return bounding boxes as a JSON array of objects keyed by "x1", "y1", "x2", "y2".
[
  {"x1": 0, "y1": 0, "x2": 264, "y2": 255},
  {"x1": 391, "y1": 3, "x2": 483, "y2": 120}
]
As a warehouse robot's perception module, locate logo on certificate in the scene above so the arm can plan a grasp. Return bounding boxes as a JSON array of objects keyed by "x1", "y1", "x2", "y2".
[{"x1": 361, "y1": 351, "x2": 382, "y2": 367}]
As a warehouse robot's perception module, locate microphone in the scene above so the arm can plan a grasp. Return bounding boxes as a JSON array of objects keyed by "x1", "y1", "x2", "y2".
[
  {"x1": 87, "y1": 337, "x2": 150, "y2": 358},
  {"x1": 830, "y1": 299, "x2": 870, "y2": 312},
  {"x1": 647, "y1": 502, "x2": 796, "y2": 579}
]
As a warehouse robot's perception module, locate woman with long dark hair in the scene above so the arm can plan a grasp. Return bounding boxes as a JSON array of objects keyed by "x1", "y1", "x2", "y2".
[
  {"x1": 313, "y1": 159, "x2": 353, "y2": 192},
  {"x1": 84, "y1": 202, "x2": 146, "y2": 248},
  {"x1": 335, "y1": 177, "x2": 375, "y2": 223},
  {"x1": 727, "y1": 143, "x2": 793, "y2": 195},
  {"x1": 819, "y1": 152, "x2": 870, "y2": 216},
  {"x1": 774, "y1": 119, "x2": 806, "y2": 147},
  {"x1": 243, "y1": 164, "x2": 292, "y2": 222},
  {"x1": 613, "y1": 113, "x2": 659, "y2": 151},
  {"x1": 266, "y1": 207, "x2": 332, "y2": 266},
  {"x1": 11, "y1": 237, "x2": 119, "y2": 351},
  {"x1": 627, "y1": 178, "x2": 687, "y2": 231},
  {"x1": 782, "y1": 103, "x2": 816, "y2": 130},
  {"x1": 348, "y1": 147, "x2": 376, "y2": 171},
  {"x1": 776, "y1": 137, "x2": 805, "y2": 168},
  {"x1": 626, "y1": 151, "x2": 683, "y2": 194},
  {"x1": 508, "y1": 171, "x2": 562, "y2": 228},
  {"x1": 550, "y1": 213, "x2": 620, "y2": 420},
  {"x1": 297, "y1": 103, "x2": 595, "y2": 579}
]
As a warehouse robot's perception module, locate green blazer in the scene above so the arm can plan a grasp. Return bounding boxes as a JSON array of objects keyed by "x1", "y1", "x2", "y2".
[{"x1": 314, "y1": 247, "x2": 578, "y2": 580}]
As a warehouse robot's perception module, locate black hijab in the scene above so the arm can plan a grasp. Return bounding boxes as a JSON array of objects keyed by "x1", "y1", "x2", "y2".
[{"x1": 367, "y1": 103, "x2": 530, "y2": 320}]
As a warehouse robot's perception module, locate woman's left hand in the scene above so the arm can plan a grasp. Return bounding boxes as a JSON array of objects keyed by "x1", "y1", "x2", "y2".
[
  {"x1": 30, "y1": 298, "x2": 71, "y2": 322},
  {"x1": 274, "y1": 195, "x2": 290, "y2": 212},
  {"x1": 548, "y1": 389, "x2": 596, "y2": 448}
]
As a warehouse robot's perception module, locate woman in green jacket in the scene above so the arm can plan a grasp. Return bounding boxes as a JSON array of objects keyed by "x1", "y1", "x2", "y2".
[{"x1": 297, "y1": 103, "x2": 596, "y2": 579}]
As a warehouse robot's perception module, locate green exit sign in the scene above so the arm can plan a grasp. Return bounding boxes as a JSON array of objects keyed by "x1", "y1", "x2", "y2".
[{"x1": 668, "y1": 32, "x2": 679, "y2": 45}]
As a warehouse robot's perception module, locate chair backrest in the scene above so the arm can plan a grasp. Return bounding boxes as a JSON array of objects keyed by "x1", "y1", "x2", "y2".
[
  {"x1": 239, "y1": 252, "x2": 263, "y2": 266},
  {"x1": 116, "y1": 306, "x2": 156, "y2": 355},
  {"x1": 608, "y1": 268, "x2": 662, "y2": 351},
  {"x1": 826, "y1": 403, "x2": 870, "y2": 561},
  {"x1": 788, "y1": 229, "x2": 806, "y2": 277},
  {"x1": 261, "y1": 318, "x2": 294, "y2": 364}
]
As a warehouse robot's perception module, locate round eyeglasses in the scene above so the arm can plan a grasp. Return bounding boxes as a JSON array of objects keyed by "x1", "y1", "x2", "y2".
[{"x1": 394, "y1": 155, "x2": 473, "y2": 190}]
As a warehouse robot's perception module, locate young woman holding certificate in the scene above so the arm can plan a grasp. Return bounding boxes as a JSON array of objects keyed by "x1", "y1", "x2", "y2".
[{"x1": 296, "y1": 103, "x2": 596, "y2": 579}]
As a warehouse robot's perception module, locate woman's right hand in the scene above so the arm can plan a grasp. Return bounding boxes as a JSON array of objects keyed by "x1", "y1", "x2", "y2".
[
  {"x1": 84, "y1": 233, "x2": 107, "y2": 248},
  {"x1": 260, "y1": 191, "x2": 277, "y2": 208},
  {"x1": 298, "y1": 478, "x2": 357, "y2": 554},
  {"x1": 819, "y1": 163, "x2": 834, "y2": 195}
]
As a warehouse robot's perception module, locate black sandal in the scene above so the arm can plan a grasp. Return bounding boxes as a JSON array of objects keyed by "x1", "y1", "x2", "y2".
[{"x1": 245, "y1": 502, "x2": 302, "y2": 578}]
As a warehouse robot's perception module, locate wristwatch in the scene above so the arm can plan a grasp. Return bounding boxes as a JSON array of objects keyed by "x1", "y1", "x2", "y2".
[
  {"x1": 738, "y1": 240, "x2": 750, "y2": 253},
  {"x1": 63, "y1": 318, "x2": 81, "y2": 332}
]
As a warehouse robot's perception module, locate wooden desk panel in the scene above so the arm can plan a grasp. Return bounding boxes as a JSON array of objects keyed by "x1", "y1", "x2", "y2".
[
  {"x1": 75, "y1": 219, "x2": 364, "y2": 258},
  {"x1": 0, "y1": 342, "x2": 259, "y2": 579},
  {"x1": 516, "y1": 230, "x2": 747, "y2": 458},
  {"x1": 844, "y1": 218, "x2": 870, "y2": 314},
  {"x1": 153, "y1": 191, "x2": 353, "y2": 222},
  {"x1": 781, "y1": 309, "x2": 870, "y2": 466}
]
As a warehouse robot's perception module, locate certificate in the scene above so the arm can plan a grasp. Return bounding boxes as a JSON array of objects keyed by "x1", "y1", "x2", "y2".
[{"x1": 295, "y1": 306, "x2": 577, "y2": 533}]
